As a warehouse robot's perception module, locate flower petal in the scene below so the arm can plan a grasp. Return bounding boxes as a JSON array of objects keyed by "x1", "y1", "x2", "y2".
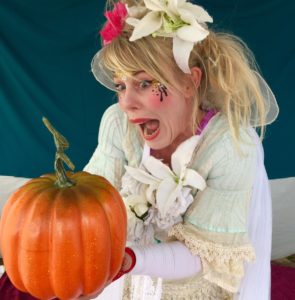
[
  {"x1": 166, "y1": 0, "x2": 180, "y2": 17},
  {"x1": 143, "y1": 156, "x2": 174, "y2": 179},
  {"x1": 146, "y1": 183, "x2": 158, "y2": 205},
  {"x1": 177, "y1": 7, "x2": 197, "y2": 24},
  {"x1": 172, "y1": 36, "x2": 193, "y2": 74},
  {"x1": 182, "y1": 168, "x2": 206, "y2": 190},
  {"x1": 171, "y1": 135, "x2": 200, "y2": 176},
  {"x1": 144, "y1": 0, "x2": 167, "y2": 11},
  {"x1": 125, "y1": 17, "x2": 140, "y2": 27},
  {"x1": 133, "y1": 202, "x2": 149, "y2": 217},
  {"x1": 176, "y1": 20, "x2": 209, "y2": 43},
  {"x1": 156, "y1": 177, "x2": 178, "y2": 213},
  {"x1": 125, "y1": 165, "x2": 160, "y2": 184},
  {"x1": 129, "y1": 11, "x2": 162, "y2": 41},
  {"x1": 125, "y1": 194, "x2": 147, "y2": 206},
  {"x1": 127, "y1": 6, "x2": 148, "y2": 18},
  {"x1": 182, "y1": 3, "x2": 213, "y2": 23},
  {"x1": 162, "y1": 184, "x2": 183, "y2": 215}
]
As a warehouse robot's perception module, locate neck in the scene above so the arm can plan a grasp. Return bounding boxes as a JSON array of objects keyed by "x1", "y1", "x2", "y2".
[
  {"x1": 150, "y1": 134, "x2": 190, "y2": 167},
  {"x1": 150, "y1": 109, "x2": 206, "y2": 167}
]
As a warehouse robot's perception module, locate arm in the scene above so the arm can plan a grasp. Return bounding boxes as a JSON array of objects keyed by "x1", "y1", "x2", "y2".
[
  {"x1": 131, "y1": 241, "x2": 201, "y2": 280},
  {"x1": 114, "y1": 241, "x2": 202, "y2": 281},
  {"x1": 83, "y1": 104, "x2": 127, "y2": 189}
]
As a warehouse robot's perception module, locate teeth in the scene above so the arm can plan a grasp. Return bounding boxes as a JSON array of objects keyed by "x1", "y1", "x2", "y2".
[{"x1": 139, "y1": 119, "x2": 160, "y2": 138}]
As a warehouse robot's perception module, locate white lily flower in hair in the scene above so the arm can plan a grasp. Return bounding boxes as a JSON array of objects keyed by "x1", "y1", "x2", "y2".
[
  {"x1": 126, "y1": 0, "x2": 213, "y2": 73},
  {"x1": 125, "y1": 135, "x2": 206, "y2": 216}
]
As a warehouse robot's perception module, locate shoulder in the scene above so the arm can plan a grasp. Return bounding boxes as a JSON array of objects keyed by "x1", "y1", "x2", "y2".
[
  {"x1": 191, "y1": 114, "x2": 258, "y2": 189},
  {"x1": 101, "y1": 103, "x2": 127, "y2": 127},
  {"x1": 100, "y1": 104, "x2": 143, "y2": 166},
  {"x1": 200, "y1": 113, "x2": 256, "y2": 159},
  {"x1": 99, "y1": 104, "x2": 128, "y2": 139}
]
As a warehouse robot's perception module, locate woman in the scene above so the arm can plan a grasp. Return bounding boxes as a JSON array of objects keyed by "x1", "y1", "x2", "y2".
[
  {"x1": 0, "y1": 0, "x2": 278, "y2": 299},
  {"x1": 84, "y1": 0, "x2": 278, "y2": 299}
]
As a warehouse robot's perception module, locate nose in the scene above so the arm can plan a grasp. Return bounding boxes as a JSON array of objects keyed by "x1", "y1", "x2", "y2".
[{"x1": 118, "y1": 86, "x2": 141, "y2": 113}]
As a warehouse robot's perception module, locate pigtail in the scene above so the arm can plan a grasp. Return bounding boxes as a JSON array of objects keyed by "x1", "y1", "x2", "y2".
[{"x1": 192, "y1": 32, "x2": 266, "y2": 143}]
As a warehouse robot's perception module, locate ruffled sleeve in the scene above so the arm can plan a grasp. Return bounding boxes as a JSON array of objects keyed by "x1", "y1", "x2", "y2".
[
  {"x1": 168, "y1": 129, "x2": 257, "y2": 293},
  {"x1": 83, "y1": 104, "x2": 127, "y2": 189}
]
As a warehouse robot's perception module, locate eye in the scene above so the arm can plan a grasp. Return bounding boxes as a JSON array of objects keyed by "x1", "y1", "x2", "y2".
[
  {"x1": 114, "y1": 83, "x2": 125, "y2": 92},
  {"x1": 139, "y1": 80, "x2": 152, "y2": 89}
]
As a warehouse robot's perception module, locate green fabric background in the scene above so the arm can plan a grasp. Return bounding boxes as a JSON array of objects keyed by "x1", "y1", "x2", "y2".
[{"x1": 0, "y1": 0, "x2": 294, "y2": 179}]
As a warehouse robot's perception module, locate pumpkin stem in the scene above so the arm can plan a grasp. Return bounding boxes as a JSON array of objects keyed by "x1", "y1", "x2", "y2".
[{"x1": 42, "y1": 117, "x2": 76, "y2": 188}]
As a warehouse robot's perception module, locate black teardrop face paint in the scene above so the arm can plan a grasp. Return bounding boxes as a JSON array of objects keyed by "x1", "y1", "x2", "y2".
[{"x1": 152, "y1": 80, "x2": 168, "y2": 102}]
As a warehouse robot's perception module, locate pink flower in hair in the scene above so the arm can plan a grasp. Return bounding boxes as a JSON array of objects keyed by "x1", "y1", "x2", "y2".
[{"x1": 100, "y1": 1, "x2": 128, "y2": 46}]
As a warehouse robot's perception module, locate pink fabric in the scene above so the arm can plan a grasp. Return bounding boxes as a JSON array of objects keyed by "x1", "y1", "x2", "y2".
[
  {"x1": 196, "y1": 109, "x2": 218, "y2": 135},
  {"x1": 271, "y1": 264, "x2": 295, "y2": 299},
  {"x1": 0, "y1": 272, "x2": 39, "y2": 300},
  {"x1": 0, "y1": 272, "x2": 58, "y2": 300}
]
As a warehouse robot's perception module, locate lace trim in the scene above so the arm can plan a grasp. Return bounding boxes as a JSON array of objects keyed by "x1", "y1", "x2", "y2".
[
  {"x1": 168, "y1": 223, "x2": 255, "y2": 292},
  {"x1": 123, "y1": 275, "x2": 233, "y2": 300},
  {"x1": 169, "y1": 223, "x2": 255, "y2": 263},
  {"x1": 123, "y1": 275, "x2": 162, "y2": 300}
]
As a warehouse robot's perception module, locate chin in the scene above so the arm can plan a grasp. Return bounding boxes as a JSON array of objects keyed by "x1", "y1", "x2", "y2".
[{"x1": 146, "y1": 138, "x2": 170, "y2": 150}]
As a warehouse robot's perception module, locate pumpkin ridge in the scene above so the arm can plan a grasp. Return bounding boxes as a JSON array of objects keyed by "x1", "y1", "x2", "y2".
[
  {"x1": 48, "y1": 187, "x2": 84, "y2": 299},
  {"x1": 74, "y1": 186, "x2": 112, "y2": 295},
  {"x1": 85, "y1": 183, "x2": 126, "y2": 280},
  {"x1": 19, "y1": 187, "x2": 57, "y2": 298}
]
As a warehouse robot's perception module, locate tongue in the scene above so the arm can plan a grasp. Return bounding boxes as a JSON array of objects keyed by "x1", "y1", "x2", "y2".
[
  {"x1": 145, "y1": 120, "x2": 159, "y2": 130},
  {"x1": 144, "y1": 120, "x2": 159, "y2": 135}
]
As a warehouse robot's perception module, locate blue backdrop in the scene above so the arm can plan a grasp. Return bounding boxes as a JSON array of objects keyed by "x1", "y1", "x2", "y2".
[{"x1": 0, "y1": 0, "x2": 294, "y2": 179}]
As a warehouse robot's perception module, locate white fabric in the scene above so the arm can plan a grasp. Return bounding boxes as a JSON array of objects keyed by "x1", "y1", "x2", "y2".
[
  {"x1": 94, "y1": 277, "x2": 125, "y2": 300},
  {"x1": 131, "y1": 241, "x2": 202, "y2": 280},
  {"x1": 271, "y1": 177, "x2": 295, "y2": 260},
  {"x1": 237, "y1": 130, "x2": 272, "y2": 300},
  {"x1": 0, "y1": 176, "x2": 30, "y2": 215}
]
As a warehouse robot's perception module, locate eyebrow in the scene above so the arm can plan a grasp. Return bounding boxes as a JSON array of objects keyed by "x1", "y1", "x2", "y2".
[
  {"x1": 133, "y1": 71, "x2": 145, "y2": 76},
  {"x1": 114, "y1": 70, "x2": 145, "y2": 79}
]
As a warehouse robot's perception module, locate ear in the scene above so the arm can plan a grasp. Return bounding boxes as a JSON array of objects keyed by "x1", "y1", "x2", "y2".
[
  {"x1": 184, "y1": 67, "x2": 202, "y2": 97},
  {"x1": 190, "y1": 67, "x2": 202, "y2": 88}
]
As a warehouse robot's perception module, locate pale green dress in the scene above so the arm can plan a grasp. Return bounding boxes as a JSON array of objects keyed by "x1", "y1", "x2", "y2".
[{"x1": 84, "y1": 104, "x2": 257, "y2": 299}]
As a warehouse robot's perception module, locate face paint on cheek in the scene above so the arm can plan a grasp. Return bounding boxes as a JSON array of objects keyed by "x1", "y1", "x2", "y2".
[{"x1": 152, "y1": 81, "x2": 168, "y2": 102}]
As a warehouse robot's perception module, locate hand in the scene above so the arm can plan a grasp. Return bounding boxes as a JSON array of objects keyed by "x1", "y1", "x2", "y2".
[{"x1": 112, "y1": 247, "x2": 136, "y2": 281}]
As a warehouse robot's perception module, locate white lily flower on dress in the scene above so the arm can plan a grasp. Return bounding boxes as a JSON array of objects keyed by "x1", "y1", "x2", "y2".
[
  {"x1": 125, "y1": 135, "x2": 206, "y2": 218},
  {"x1": 125, "y1": 201, "x2": 154, "y2": 244},
  {"x1": 124, "y1": 193, "x2": 154, "y2": 244},
  {"x1": 126, "y1": 0, "x2": 213, "y2": 73}
]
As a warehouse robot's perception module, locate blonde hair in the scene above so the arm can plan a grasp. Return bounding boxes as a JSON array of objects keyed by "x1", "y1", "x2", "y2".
[{"x1": 101, "y1": 0, "x2": 266, "y2": 145}]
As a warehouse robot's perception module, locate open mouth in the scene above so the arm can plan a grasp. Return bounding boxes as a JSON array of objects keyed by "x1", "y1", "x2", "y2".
[{"x1": 139, "y1": 119, "x2": 160, "y2": 141}]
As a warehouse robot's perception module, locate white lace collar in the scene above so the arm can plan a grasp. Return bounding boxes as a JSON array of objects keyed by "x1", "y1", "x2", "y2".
[{"x1": 120, "y1": 135, "x2": 206, "y2": 245}]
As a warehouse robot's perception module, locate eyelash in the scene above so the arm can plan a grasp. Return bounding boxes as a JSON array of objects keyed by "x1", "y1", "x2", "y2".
[
  {"x1": 139, "y1": 80, "x2": 153, "y2": 89},
  {"x1": 114, "y1": 80, "x2": 153, "y2": 92}
]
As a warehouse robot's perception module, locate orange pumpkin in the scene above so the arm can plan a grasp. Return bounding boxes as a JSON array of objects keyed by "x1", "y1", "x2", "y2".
[{"x1": 0, "y1": 118, "x2": 127, "y2": 299}]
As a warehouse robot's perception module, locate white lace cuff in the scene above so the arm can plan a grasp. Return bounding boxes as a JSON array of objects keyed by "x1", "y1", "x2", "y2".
[{"x1": 168, "y1": 223, "x2": 255, "y2": 292}]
